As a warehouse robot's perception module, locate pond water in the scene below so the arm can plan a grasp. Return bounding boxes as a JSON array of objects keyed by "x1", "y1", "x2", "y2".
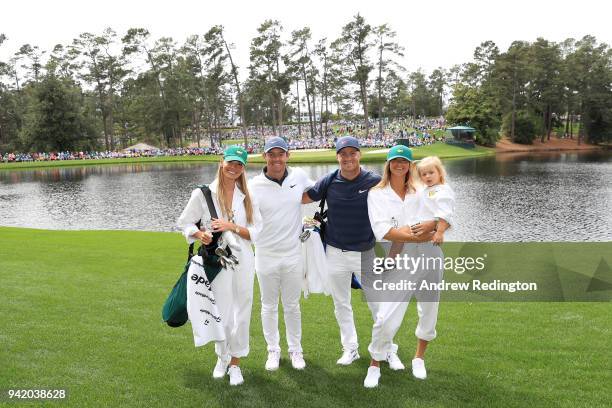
[{"x1": 1, "y1": 151, "x2": 610, "y2": 242}]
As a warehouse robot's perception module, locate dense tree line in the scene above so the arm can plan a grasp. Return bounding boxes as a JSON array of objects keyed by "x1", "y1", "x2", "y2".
[
  {"x1": 446, "y1": 37, "x2": 612, "y2": 145},
  {"x1": 0, "y1": 16, "x2": 610, "y2": 151}
]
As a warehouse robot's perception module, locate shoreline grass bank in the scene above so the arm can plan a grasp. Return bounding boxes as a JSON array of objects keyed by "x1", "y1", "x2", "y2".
[{"x1": 0, "y1": 144, "x2": 494, "y2": 170}]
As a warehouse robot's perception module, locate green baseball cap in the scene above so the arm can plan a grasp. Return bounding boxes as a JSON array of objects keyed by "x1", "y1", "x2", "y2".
[
  {"x1": 223, "y1": 145, "x2": 248, "y2": 165},
  {"x1": 386, "y1": 145, "x2": 413, "y2": 162}
]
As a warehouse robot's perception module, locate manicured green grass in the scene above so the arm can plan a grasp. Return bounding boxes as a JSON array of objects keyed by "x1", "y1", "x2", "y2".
[
  {"x1": 1, "y1": 227, "x2": 610, "y2": 407},
  {"x1": 0, "y1": 155, "x2": 222, "y2": 170},
  {"x1": 259, "y1": 144, "x2": 493, "y2": 164},
  {"x1": 553, "y1": 123, "x2": 581, "y2": 136},
  {"x1": 0, "y1": 144, "x2": 494, "y2": 171}
]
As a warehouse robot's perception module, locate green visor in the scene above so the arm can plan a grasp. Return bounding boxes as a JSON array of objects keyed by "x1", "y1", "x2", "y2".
[
  {"x1": 223, "y1": 145, "x2": 248, "y2": 165},
  {"x1": 386, "y1": 145, "x2": 413, "y2": 162}
]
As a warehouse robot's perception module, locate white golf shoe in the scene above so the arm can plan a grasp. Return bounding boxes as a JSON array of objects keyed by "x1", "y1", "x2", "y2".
[
  {"x1": 290, "y1": 352, "x2": 306, "y2": 370},
  {"x1": 337, "y1": 349, "x2": 360, "y2": 365},
  {"x1": 228, "y1": 365, "x2": 244, "y2": 386},
  {"x1": 212, "y1": 356, "x2": 230, "y2": 379},
  {"x1": 363, "y1": 366, "x2": 381, "y2": 388},
  {"x1": 412, "y1": 358, "x2": 427, "y2": 380},
  {"x1": 265, "y1": 350, "x2": 281, "y2": 371},
  {"x1": 386, "y1": 351, "x2": 405, "y2": 371}
]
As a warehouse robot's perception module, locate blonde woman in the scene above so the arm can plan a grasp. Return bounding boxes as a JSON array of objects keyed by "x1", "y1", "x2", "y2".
[
  {"x1": 177, "y1": 145, "x2": 262, "y2": 386},
  {"x1": 364, "y1": 145, "x2": 438, "y2": 388}
]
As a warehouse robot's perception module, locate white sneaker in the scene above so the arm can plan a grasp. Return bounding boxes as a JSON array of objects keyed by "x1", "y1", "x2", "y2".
[
  {"x1": 363, "y1": 366, "x2": 381, "y2": 388},
  {"x1": 265, "y1": 350, "x2": 281, "y2": 371},
  {"x1": 336, "y1": 349, "x2": 360, "y2": 366},
  {"x1": 386, "y1": 352, "x2": 405, "y2": 371},
  {"x1": 290, "y1": 352, "x2": 306, "y2": 370},
  {"x1": 212, "y1": 356, "x2": 230, "y2": 379},
  {"x1": 228, "y1": 365, "x2": 244, "y2": 386},
  {"x1": 412, "y1": 358, "x2": 427, "y2": 380}
]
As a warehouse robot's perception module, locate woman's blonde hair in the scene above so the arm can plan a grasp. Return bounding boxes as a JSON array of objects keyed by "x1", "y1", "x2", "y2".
[
  {"x1": 374, "y1": 158, "x2": 420, "y2": 193},
  {"x1": 215, "y1": 160, "x2": 254, "y2": 224},
  {"x1": 416, "y1": 156, "x2": 447, "y2": 184}
]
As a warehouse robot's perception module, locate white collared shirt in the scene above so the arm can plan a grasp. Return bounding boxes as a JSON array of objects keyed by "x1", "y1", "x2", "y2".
[
  {"x1": 177, "y1": 179, "x2": 262, "y2": 252},
  {"x1": 367, "y1": 184, "x2": 420, "y2": 242},
  {"x1": 417, "y1": 183, "x2": 455, "y2": 225},
  {"x1": 248, "y1": 167, "x2": 314, "y2": 257}
]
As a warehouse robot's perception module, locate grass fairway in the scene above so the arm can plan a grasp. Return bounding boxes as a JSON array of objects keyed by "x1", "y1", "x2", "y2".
[
  {"x1": 0, "y1": 144, "x2": 494, "y2": 171},
  {"x1": 1, "y1": 227, "x2": 610, "y2": 407}
]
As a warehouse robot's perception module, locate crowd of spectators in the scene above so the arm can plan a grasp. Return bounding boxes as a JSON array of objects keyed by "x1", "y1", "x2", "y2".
[
  {"x1": 2, "y1": 118, "x2": 448, "y2": 163},
  {"x1": 1, "y1": 147, "x2": 224, "y2": 163}
]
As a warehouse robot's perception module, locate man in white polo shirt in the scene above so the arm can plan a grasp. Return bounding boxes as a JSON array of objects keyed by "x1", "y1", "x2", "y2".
[{"x1": 248, "y1": 137, "x2": 314, "y2": 371}]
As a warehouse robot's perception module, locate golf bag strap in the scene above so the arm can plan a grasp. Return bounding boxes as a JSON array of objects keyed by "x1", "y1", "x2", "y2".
[
  {"x1": 319, "y1": 191, "x2": 327, "y2": 220},
  {"x1": 199, "y1": 185, "x2": 218, "y2": 219},
  {"x1": 187, "y1": 184, "x2": 218, "y2": 261},
  {"x1": 316, "y1": 169, "x2": 338, "y2": 221}
]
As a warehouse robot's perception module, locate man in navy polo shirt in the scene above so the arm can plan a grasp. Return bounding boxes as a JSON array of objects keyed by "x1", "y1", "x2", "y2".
[{"x1": 302, "y1": 136, "x2": 390, "y2": 366}]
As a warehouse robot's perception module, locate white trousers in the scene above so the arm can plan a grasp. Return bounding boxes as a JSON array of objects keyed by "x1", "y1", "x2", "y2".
[
  {"x1": 211, "y1": 258, "x2": 255, "y2": 359},
  {"x1": 255, "y1": 253, "x2": 303, "y2": 353},
  {"x1": 368, "y1": 242, "x2": 443, "y2": 361},
  {"x1": 326, "y1": 245, "x2": 397, "y2": 353}
]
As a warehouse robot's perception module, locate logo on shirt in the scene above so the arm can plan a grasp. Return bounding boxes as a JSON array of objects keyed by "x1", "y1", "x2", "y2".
[
  {"x1": 428, "y1": 190, "x2": 437, "y2": 198},
  {"x1": 391, "y1": 217, "x2": 399, "y2": 228},
  {"x1": 358, "y1": 189, "x2": 368, "y2": 194},
  {"x1": 290, "y1": 184, "x2": 297, "y2": 188}
]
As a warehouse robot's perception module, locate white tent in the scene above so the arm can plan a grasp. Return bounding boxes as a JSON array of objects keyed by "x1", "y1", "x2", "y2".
[{"x1": 123, "y1": 143, "x2": 160, "y2": 151}]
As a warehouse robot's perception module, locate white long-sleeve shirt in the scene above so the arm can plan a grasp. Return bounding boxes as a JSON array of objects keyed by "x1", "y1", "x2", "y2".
[
  {"x1": 177, "y1": 179, "x2": 262, "y2": 258},
  {"x1": 416, "y1": 183, "x2": 455, "y2": 226},
  {"x1": 367, "y1": 184, "x2": 420, "y2": 242},
  {"x1": 248, "y1": 167, "x2": 314, "y2": 258}
]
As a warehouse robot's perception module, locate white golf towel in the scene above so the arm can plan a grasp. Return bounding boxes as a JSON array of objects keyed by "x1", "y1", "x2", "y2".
[
  {"x1": 186, "y1": 256, "x2": 226, "y2": 347},
  {"x1": 301, "y1": 229, "x2": 330, "y2": 298}
]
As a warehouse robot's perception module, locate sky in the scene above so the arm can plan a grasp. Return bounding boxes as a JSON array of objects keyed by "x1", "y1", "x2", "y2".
[{"x1": 1, "y1": 0, "x2": 610, "y2": 77}]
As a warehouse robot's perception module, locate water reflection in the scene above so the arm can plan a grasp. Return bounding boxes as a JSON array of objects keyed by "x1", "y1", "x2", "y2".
[{"x1": 1, "y1": 152, "x2": 610, "y2": 242}]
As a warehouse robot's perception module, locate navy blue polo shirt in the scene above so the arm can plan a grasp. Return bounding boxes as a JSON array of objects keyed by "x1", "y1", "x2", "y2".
[{"x1": 307, "y1": 168, "x2": 381, "y2": 251}]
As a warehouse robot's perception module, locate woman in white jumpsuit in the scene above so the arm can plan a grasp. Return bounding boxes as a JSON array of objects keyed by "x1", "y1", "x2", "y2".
[
  {"x1": 363, "y1": 145, "x2": 441, "y2": 388},
  {"x1": 177, "y1": 145, "x2": 262, "y2": 386}
]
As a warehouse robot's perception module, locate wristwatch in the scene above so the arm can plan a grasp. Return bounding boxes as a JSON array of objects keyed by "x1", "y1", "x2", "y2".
[{"x1": 234, "y1": 225, "x2": 240, "y2": 234}]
